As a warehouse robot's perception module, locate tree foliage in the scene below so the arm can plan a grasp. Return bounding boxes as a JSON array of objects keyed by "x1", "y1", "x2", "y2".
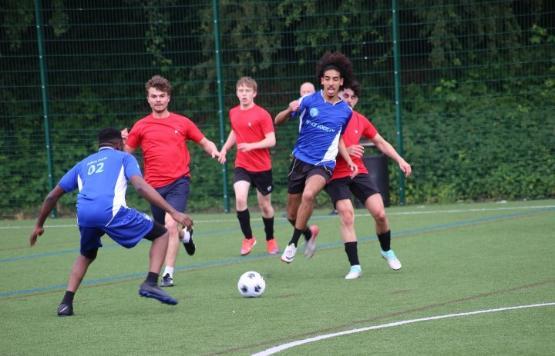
[{"x1": 0, "y1": 0, "x2": 553, "y2": 217}]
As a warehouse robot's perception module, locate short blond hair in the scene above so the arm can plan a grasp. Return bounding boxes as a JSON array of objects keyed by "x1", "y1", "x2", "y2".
[{"x1": 236, "y1": 76, "x2": 257, "y2": 92}]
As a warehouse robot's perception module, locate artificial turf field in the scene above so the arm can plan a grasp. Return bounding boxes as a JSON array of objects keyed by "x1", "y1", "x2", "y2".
[{"x1": 1, "y1": 200, "x2": 554, "y2": 355}]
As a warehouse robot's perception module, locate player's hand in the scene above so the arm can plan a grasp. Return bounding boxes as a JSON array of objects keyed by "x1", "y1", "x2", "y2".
[
  {"x1": 218, "y1": 150, "x2": 227, "y2": 164},
  {"x1": 288, "y1": 100, "x2": 300, "y2": 112},
  {"x1": 172, "y1": 212, "x2": 193, "y2": 229},
  {"x1": 399, "y1": 161, "x2": 412, "y2": 177},
  {"x1": 29, "y1": 226, "x2": 44, "y2": 246},
  {"x1": 348, "y1": 162, "x2": 359, "y2": 178},
  {"x1": 347, "y1": 144, "x2": 364, "y2": 158},
  {"x1": 210, "y1": 149, "x2": 220, "y2": 160},
  {"x1": 237, "y1": 143, "x2": 252, "y2": 152}
]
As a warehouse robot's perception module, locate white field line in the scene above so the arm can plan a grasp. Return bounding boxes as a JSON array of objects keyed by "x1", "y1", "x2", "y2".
[
  {"x1": 253, "y1": 302, "x2": 555, "y2": 356},
  {"x1": 1, "y1": 204, "x2": 554, "y2": 230}
]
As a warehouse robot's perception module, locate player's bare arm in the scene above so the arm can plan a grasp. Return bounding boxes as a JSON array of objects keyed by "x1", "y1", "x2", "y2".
[
  {"x1": 237, "y1": 132, "x2": 276, "y2": 152},
  {"x1": 371, "y1": 134, "x2": 412, "y2": 177},
  {"x1": 218, "y1": 130, "x2": 236, "y2": 164},
  {"x1": 29, "y1": 185, "x2": 66, "y2": 246},
  {"x1": 130, "y1": 175, "x2": 193, "y2": 228},
  {"x1": 339, "y1": 138, "x2": 358, "y2": 178},
  {"x1": 274, "y1": 100, "x2": 299, "y2": 125},
  {"x1": 346, "y1": 144, "x2": 365, "y2": 158},
  {"x1": 199, "y1": 137, "x2": 220, "y2": 160}
]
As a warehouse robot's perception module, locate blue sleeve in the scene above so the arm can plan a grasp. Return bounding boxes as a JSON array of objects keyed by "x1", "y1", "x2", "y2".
[
  {"x1": 123, "y1": 153, "x2": 142, "y2": 180},
  {"x1": 58, "y1": 164, "x2": 79, "y2": 192}
]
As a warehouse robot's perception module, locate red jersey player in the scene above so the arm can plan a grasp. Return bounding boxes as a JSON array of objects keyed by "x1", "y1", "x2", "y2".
[
  {"x1": 122, "y1": 75, "x2": 219, "y2": 287},
  {"x1": 325, "y1": 80, "x2": 411, "y2": 279},
  {"x1": 218, "y1": 77, "x2": 279, "y2": 256}
]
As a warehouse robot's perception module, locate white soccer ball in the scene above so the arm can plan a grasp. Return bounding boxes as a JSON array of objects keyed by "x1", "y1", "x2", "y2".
[{"x1": 237, "y1": 271, "x2": 266, "y2": 298}]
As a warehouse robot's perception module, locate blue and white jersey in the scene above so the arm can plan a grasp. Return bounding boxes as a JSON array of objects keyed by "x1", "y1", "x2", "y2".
[
  {"x1": 58, "y1": 147, "x2": 143, "y2": 227},
  {"x1": 292, "y1": 90, "x2": 352, "y2": 169}
]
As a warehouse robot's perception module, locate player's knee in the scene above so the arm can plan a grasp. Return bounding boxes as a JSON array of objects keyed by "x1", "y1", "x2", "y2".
[
  {"x1": 338, "y1": 207, "x2": 355, "y2": 227},
  {"x1": 165, "y1": 218, "x2": 178, "y2": 229},
  {"x1": 301, "y1": 190, "x2": 316, "y2": 204},
  {"x1": 373, "y1": 210, "x2": 387, "y2": 225},
  {"x1": 235, "y1": 198, "x2": 248, "y2": 211},
  {"x1": 82, "y1": 248, "x2": 98, "y2": 261},
  {"x1": 259, "y1": 202, "x2": 274, "y2": 216}
]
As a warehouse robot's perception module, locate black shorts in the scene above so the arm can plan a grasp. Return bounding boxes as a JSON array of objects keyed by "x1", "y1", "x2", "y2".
[
  {"x1": 233, "y1": 167, "x2": 273, "y2": 196},
  {"x1": 142, "y1": 221, "x2": 168, "y2": 241},
  {"x1": 151, "y1": 177, "x2": 190, "y2": 224},
  {"x1": 325, "y1": 173, "x2": 380, "y2": 207},
  {"x1": 287, "y1": 157, "x2": 332, "y2": 194}
]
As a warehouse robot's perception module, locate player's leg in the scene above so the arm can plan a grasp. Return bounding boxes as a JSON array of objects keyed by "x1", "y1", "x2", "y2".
[
  {"x1": 257, "y1": 191, "x2": 278, "y2": 254},
  {"x1": 285, "y1": 158, "x2": 303, "y2": 225},
  {"x1": 282, "y1": 172, "x2": 326, "y2": 263},
  {"x1": 160, "y1": 178, "x2": 190, "y2": 286},
  {"x1": 138, "y1": 221, "x2": 178, "y2": 305},
  {"x1": 364, "y1": 190, "x2": 401, "y2": 270},
  {"x1": 286, "y1": 192, "x2": 313, "y2": 244},
  {"x1": 58, "y1": 251, "x2": 96, "y2": 316},
  {"x1": 336, "y1": 199, "x2": 362, "y2": 279},
  {"x1": 234, "y1": 168, "x2": 256, "y2": 255},
  {"x1": 286, "y1": 193, "x2": 301, "y2": 224},
  {"x1": 103, "y1": 207, "x2": 178, "y2": 304},
  {"x1": 253, "y1": 170, "x2": 279, "y2": 254},
  {"x1": 326, "y1": 178, "x2": 361, "y2": 279},
  {"x1": 57, "y1": 226, "x2": 103, "y2": 316}
]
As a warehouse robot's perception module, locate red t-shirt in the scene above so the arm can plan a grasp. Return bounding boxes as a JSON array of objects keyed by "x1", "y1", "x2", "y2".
[
  {"x1": 126, "y1": 112, "x2": 205, "y2": 188},
  {"x1": 331, "y1": 110, "x2": 378, "y2": 180},
  {"x1": 229, "y1": 104, "x2": 274, "y2": 172}
]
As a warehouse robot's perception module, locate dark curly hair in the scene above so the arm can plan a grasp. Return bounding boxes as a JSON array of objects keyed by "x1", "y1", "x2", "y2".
[
  {"x1": 315, "y1": 51, "x2": 354, "y2": 90},
  {"x1": 344, "y1": 79, "x2": 361, "y2": 97}
]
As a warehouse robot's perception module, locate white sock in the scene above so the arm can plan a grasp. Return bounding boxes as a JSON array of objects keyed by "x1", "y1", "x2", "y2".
[
  {"x1": 163, "y1": 267, "x2": 174, "y2": 277},
  {"x1": 182, "y1": 228, "x2": 191, "y2": 243}
]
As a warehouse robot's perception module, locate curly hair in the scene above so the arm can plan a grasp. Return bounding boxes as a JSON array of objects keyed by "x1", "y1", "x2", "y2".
[
  {"x1": 315, "y1": 51, "x2": 354, "y2": 90},
  {"x1": 145, "y1": 75, "x2": 172, "y2": 96}
]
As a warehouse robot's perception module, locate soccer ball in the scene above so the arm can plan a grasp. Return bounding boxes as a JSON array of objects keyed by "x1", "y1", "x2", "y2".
[{"x1": 237, "y1": 271, "x2": 266, "y2": 298}]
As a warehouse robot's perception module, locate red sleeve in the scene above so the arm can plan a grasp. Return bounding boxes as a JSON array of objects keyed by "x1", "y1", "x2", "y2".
[
  {"x1": 361, "y1": 114, "x2": 378, "y2": 139},
  {"x1": 126, "y1": 121, "x2": 142, "y2": 149},
  {"x1": 184, "y1": 117, "x2": 205, "y2": 143},
  {"x1": 259, "y1": 108, "x2": 274, "y2": 135}
]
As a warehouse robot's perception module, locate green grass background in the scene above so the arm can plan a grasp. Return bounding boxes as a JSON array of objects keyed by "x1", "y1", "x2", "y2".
[{"x1": 1, "y1": 200, "x2": 554, "y2": 355}]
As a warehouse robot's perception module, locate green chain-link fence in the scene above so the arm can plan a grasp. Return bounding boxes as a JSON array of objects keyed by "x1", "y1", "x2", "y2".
[{"x1": 1, "y1": 0, "x2": 554, "y2": 218}]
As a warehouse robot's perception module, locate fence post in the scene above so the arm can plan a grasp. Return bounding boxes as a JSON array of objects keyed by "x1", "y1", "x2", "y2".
[
  {"x1": 391, "y1": 0, "x2": 406, "y2": 205},
  {"x1": 211, "y1": 0, "x2": 230, "y2": 213},
  {"x1": 34, "y1": 0, "x2": 56, "y2": 217}
]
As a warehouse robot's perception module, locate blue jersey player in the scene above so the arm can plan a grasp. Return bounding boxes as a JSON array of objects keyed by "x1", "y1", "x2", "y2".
[
  {"x1": 275, "y1": 52, "x2": 358, "y2": 263},
  {"x1": 29, "y1": 128, "x2": 193, "y2": 316}
]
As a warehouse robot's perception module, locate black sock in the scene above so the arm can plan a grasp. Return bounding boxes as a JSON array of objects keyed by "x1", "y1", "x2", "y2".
[
  {"x1": 145, "y1": 272, "x2": 158, "y2": 286},
  {"x1": 61, "y1": 291, "x2": 75, "y2": 305},
  {"x1": 377, "y1": 230, "x2": 391, "y2": 251},
  {"x1": 263, "y1": 217, "x2": 274, "y2": 241},
  {"x1": 288, "y1": 228, "x2": 303, "y2": 247},
  {"x1": 344, "y1": 242, "x2": 359, "y2": 266},
  {"x1": 287, "y1": 218, "x2": 295, "y2": 227},
  {"x1": 237, "y1": 209, "x2": 253, "y2": 238},
  {"x1": 303, "y1": 228, "x2": 312, "y2": 242}
]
